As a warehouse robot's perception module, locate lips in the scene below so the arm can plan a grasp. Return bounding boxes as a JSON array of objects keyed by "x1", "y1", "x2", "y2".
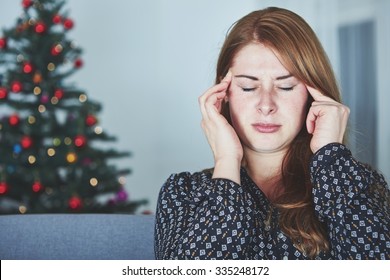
[{"x1": 252, "y1": 123, "x2": 281, "y2": 133}]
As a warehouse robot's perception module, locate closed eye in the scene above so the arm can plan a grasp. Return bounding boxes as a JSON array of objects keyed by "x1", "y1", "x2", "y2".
[
  {"x1": 242, "y1": 87, "x2": 256, "y2": 92},
  {"x1": 279, "y1": 86, "x2": 294, "y2": 91}
]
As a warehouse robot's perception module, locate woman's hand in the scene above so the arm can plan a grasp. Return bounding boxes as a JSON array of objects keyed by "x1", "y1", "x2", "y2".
[
  {"x1": 199, "y1": 71, "x2": 243, "y2": 184},
  {"x1": 306, "y1": 86, "x2": 350, "y2": 153}
]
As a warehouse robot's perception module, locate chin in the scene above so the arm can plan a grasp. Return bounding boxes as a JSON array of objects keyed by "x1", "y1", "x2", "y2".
[{"x1": 249, "y1": 143, "x2": 289, "y2": 154}]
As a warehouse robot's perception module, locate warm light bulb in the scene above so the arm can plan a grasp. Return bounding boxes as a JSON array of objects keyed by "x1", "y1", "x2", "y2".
[
  {"x1": 33, "y1": 86, "x2": 41, "y2": 95},
  {"x1": 90, "y1": 178, "x2": 98, "y2": 187},
  {"x1": 54, "y1": 44, "x2": 63, "y2": 53},
  {"x1": 66, "y1": 152, "x2": 77, "y2": 163},
  {"x1": 64, "y1": 137, "x2": 72, "y2": 145},
  {"x1": 28, "y1": 116, "x2": 36, "y2": 124},
  {"x1": 47, "y1": 63, "x2": 55, "y2": 71},
  {"x1": 51, "y1": 97, "x2": 59, "y2": 104},
  {"x1": 47, "y1": 148, "x2": 56, "y2": 157},
  {"x1": 17, "y1": 54, "x2": 24, "y2": 62},
  {"x1": 118, "y1": 176, "x2": 126, "y2": 184},
  {"x1": 19, "y1": 205, "x2": 27, "y2": 214},
  {"x1": 38, "y1": 105, "x2": 46, "y2": 113},
  {"x1": 28, "y1": 155, "x2": 36, "y2": 164},
  {"x1": 79, "y1": 94, "x2": 87, "y2": 102},
  {"x1": 94, "y1": 126, "x2": 103, "y2": 134}
]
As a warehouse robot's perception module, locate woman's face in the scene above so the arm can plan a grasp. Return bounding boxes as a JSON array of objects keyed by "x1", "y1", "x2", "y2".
[{"x1": 228, "y1": 43, "x2": 308, "y2": 155}]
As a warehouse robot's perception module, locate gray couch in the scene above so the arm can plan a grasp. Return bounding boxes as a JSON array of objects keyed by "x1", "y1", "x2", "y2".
[{"x1": 0, "y1": 214, "x2": 155, "y2": 260}]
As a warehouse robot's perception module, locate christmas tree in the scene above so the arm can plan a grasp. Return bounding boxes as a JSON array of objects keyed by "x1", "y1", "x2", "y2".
[{"x1": 0, "y1": 0, "x2": 147, "y2": 214}]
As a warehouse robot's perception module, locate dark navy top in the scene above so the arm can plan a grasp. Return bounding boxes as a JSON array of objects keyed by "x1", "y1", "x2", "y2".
[{"x1": 154, "y1": 144, "x2": 390, "y2": 259}]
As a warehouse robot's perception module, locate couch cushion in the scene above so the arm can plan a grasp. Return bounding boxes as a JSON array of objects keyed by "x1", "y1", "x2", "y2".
[{"x1": 0, "y1": 214, "x2": 155, "y2": 260}]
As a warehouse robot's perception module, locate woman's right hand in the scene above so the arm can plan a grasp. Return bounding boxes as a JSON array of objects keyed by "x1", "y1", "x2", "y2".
[{"x1": 199, "y1": 71, "x2": 243, "y2": 184}]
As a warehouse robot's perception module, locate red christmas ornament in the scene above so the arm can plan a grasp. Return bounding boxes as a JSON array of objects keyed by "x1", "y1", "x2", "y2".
[
  {"x1": 0, "y1": 37, "x2": 7, "y2": 49},
  {"x1": 22, "y1": 0, "x2": 33, "y2": 9},
  {"x1": 68, "y1": 196, "x2": 82, "y2": 210},
  {"x1": 9, "y1": 114, "x2": 20, "y2": 126},
  {"x1": 63, "y1": 18, "x2": 74, "y2": 30},
  {"x1": 54, "y1": 88, "x2": 64, "y2": 99},
  {"x1": 11, "y1": 81, "x2": 23, "y2": 93},
  {"x1": 85, "y1": 115, "x2": 97, "y2": 126},
  {"x1": 23, "y1": 62, "x2": 33, "y2": 74},
  {"x1": 0, "y1": 87, "x2": 8, "y2": 99},
  {"x1": 51, "y1": 48, "x2": 59, "y2": 56},
  {"x1": 32, "y1": 181, "x2": 44, "y2": 193},
  {"x1": 0, "y1": 182, "x2": 8, "y2": 195},
  {"x1": 21, "y1": 135, "x2": 33, "y2": 149},
  {"x1": 52, "y1": 14, "x2": 62, "y2": 24},
  {"x1": 74, "y1": 58, "x2": 83, "y2": 68},
  {"x1": 35, "y1": 21, "x2": 47, "y2": 34},
  {"x1": 74, "y1": 135, "x2": 87, "y2": 148},
  {"x1": 51, "y1": 44, "x2": 63, "y2": 56}
]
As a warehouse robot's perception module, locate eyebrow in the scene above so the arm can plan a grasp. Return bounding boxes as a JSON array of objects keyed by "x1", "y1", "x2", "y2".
[
  {"x1": 234, "y1": 74, "x2": 259, "y2": 81},
  {"x1": 234, "y1": 74, "x2": 293, "y2": 81},
  {"x1": 276, "y1": 74, "x2": 293, "y2": 80}
]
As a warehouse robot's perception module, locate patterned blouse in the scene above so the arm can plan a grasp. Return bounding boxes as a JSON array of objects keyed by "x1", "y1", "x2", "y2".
[{"x1": 154, "y1": 143, "x2": 390, "y2": 259}]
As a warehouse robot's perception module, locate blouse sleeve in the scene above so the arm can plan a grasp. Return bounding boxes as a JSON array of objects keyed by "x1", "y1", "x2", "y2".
[
  {"x1": 310, "y1": 143, "x2": 390, "y2": 259},
  {"x1": 154, "y1": 171, "x2": 255, "y2": 260}
]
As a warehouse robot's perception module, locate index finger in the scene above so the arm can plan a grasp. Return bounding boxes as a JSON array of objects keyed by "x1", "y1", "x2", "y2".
[{"x1": 306, "y1": 85, "x2": 326, "y2": 101}]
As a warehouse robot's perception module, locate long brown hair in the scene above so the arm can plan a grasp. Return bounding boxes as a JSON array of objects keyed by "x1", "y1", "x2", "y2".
[{"x1": 216, "y1": 7, "x2": 342, "y2": 258}]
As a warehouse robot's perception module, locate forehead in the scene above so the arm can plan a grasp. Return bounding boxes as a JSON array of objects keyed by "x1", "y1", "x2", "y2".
[{"x1": 231, "y1": 43, "x2": 289, "y2": 76}]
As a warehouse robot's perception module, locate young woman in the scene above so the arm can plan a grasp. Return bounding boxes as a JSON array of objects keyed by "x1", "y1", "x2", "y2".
[{"x1": 154, "y1": 7, "x2": 390, "y2": 260}]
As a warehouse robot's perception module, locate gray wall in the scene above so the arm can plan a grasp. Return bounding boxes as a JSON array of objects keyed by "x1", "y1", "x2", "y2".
[{"x1": 1, "y1": 0, "x2": 388, "y2": 213}]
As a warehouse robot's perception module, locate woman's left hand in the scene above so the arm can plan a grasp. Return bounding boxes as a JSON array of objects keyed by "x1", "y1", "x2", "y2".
[{"x1": 306, "y1": 86, "x2": 350, "y2": 153}]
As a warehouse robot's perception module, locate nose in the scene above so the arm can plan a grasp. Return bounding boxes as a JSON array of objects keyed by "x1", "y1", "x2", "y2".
[{"x1": 257, "y1": 89, "x2": 277, "y2": 115}]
